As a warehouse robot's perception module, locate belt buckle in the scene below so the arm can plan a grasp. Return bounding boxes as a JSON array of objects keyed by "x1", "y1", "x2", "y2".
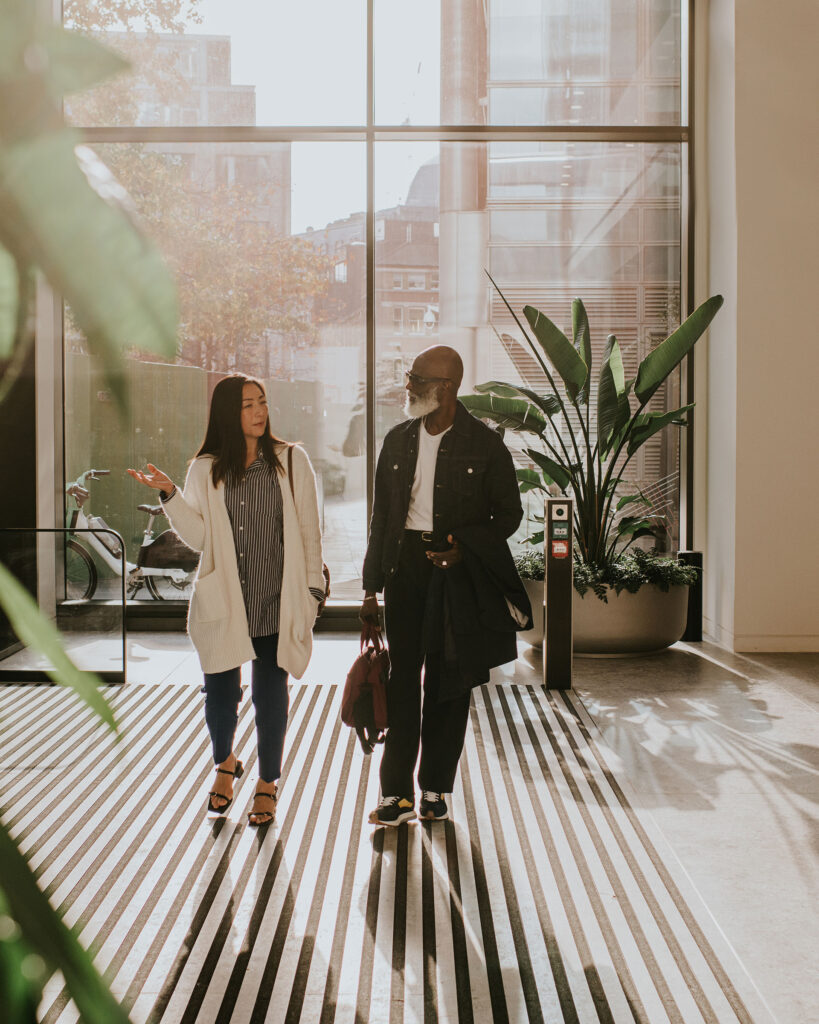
[{"x1": 421, "y1": 531, "x2": 433, "y2": 542}]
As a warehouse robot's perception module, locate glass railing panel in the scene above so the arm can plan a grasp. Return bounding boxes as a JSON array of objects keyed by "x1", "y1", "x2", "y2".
[{"x1": 0, "y1": 528, "x2": 127, "y2": 682}]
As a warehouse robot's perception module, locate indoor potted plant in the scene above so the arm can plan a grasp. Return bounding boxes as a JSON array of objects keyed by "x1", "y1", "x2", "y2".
[
  {"x1": 513, "y1": 548, "x2": 699, "y2": 653},
  {"x1": 461, "y1": 276, "x2": 722, "y2": 655}
]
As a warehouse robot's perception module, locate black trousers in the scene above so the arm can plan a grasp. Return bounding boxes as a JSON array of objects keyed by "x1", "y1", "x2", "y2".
[{"x1": 380, "y1": 531, "x2": 472, "y2": 799}]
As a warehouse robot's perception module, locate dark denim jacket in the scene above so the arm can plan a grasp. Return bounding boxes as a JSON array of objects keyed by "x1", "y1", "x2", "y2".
[{"x1": 362, "y1": 402, "x2": 523, "y2": 593}]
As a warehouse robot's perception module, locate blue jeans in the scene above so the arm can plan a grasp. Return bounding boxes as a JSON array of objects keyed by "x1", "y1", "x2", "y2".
[{"x1": 202, "y1": 633, "x2": 289, "y2": 783}]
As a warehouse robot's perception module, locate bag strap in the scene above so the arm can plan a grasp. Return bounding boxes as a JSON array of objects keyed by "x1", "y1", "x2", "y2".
[
  {"x1": 360, "y1": 623, "x2": 383, "y2": 652},
  {"x1": 287, "y1": 444, "x2": 295, "y2": 500}
]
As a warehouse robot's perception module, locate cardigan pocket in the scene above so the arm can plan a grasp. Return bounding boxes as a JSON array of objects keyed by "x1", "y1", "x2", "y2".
[
  {"x1": 192, "y1": 570, "x2": 227, "y2": 622},
  {"x1": 294, "y1": 587, "x2": 316, "y2": 641}
]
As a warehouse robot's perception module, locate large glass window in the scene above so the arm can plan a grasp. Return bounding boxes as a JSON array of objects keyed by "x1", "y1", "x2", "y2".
[
  {"x1": 64, "y1": 1, "x2": 367, "y2": 127},
  {"x1": 62, "y1": 0, "x2": 687, "y2": 605},
  {"x1": 374, "y1": 141, "x2": 682, "y2": 547},
  {"x1": 65, "y1": 141, "x2": 366, "y2": 601},
  {"x1": 376, "y1": 0, "x2": 681, "y2": 126}
]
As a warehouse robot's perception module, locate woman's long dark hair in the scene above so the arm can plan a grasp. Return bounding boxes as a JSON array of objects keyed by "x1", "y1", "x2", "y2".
[{"x1": 196, "y1": 373, "x2": 285, "y2": 485}]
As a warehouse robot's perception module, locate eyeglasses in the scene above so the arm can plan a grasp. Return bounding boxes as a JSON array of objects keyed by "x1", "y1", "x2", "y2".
[{"x1": 405, "y1": 371, "x2": 452, "y2": 388}]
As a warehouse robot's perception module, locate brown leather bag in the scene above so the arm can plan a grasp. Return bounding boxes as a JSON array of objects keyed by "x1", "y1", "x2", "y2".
[
  {"x1": 287, "y1": 444, "x2": 331, "y2": 616},
  {"x1": 341, "y1": 626, "x2": 389, "y2": 754}
]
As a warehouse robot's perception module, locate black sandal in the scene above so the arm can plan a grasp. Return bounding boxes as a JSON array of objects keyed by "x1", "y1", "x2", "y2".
[
  {"x1": 207, "y1": 759, "x2": 244, "y2": 814},
  {"x1": 248, "y1": 786, "x2": 277, "y2": 827}
]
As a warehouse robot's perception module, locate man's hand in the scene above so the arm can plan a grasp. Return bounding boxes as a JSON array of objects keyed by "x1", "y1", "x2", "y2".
[
  {"x1": 426, "y1": 534, "x2": 462, "y2": 570},
  {"x1": 359, "y1": 593, "x2": 381, "y2": 630},
  {"x1": 127, "y1": 463, "x2": 175, "y2": 492}
]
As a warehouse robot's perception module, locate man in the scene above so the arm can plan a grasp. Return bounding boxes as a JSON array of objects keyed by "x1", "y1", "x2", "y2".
[{"x1": 361, "y1": 345, "x2": 530, "y2": 826}]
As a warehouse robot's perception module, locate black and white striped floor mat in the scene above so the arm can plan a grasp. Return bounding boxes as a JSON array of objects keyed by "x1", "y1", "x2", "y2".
[{"x1": 0, "y1": 681, "x2": 775, "y2": 1024}]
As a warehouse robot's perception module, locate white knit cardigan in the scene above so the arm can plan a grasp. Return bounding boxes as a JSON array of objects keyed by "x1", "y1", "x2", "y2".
[{"x1": 161, "y1": 444, "x2": 325, "y2": 678}]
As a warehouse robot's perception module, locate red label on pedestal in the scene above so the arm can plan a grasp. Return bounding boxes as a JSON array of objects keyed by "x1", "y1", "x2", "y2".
[{"x1": 551, "y1": 540, "x2": 569, "y2": 559}]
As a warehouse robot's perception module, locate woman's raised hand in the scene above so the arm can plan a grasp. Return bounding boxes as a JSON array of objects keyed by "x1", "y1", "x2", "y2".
[{"x1": 127, "y1": 463, "x2": 175, "y2": 492}]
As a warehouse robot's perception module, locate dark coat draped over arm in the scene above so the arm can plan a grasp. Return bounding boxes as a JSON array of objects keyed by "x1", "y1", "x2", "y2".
[{"x1": 423, "y1": 524, "x2": 533, "y2": 702}]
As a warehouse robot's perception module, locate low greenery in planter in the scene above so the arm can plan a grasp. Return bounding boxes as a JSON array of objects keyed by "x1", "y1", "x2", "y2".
[
  {"x1": 513, "y1": 548, "x2": 698, "y2": 603},
  {"x1": 462, "y1": 274, "x2": 721, "y2": 600},
  {"x1": 513, "y1": 549, "x2": 548, "y2": 582},
  {"x1": 573, "y1": 549, "x2": 698, "y2": 601}
]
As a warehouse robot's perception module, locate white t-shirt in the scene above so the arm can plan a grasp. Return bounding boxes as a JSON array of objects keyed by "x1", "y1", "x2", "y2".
[{"x1": 404, "y1": 422, "x2": 451, "y2": 531}]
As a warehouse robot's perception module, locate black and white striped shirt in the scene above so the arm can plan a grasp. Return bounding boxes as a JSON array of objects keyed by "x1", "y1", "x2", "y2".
[
  {"x1": 222, "y1": 454, "x2": 324, "y2": 638},
  {"x1": 224, "y1": 457, "x2": 284, "y2": 638}
]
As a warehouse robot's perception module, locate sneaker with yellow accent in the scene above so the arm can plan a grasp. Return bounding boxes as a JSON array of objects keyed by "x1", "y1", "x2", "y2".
[{"x1": 368, "y1": 795, "x2": 416, "y2": 826}]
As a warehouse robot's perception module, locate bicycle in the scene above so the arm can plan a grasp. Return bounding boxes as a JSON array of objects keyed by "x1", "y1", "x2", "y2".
[{"x1": 65, "y1": 468, "x2": 200, "y2": 600}]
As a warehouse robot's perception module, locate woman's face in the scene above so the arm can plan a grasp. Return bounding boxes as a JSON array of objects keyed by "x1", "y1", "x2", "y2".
[{"x1": 240, "y1": 382, "x2": 268, "y2": 443}]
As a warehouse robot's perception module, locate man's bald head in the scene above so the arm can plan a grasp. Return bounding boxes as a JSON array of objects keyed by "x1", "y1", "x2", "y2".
[{"x1": 412, "y1": 346, "x2": 464, "y2": 389}]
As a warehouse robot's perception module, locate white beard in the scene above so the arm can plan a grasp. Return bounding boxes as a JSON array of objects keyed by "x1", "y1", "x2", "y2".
[{"x1": 404, "y1": 390, "x2": 440, "y2": 418}]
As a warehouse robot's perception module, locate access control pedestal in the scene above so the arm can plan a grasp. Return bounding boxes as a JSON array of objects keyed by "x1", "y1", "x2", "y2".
[{"x1": 543, "y1": 497, "x2": 573, "y2": 689}]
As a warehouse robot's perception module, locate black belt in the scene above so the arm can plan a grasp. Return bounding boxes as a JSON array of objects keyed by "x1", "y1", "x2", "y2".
[{"x1": 404, "y1": 529, "x2": 435, "y2": 543}]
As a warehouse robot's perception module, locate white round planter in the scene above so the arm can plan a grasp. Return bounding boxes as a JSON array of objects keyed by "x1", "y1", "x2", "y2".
[
  {"x1": 520, "y1": 577, "x2": 546, "y2": 647},
  {"x1": 520, "y1": 577, "x2": 690, "y2": 656}
]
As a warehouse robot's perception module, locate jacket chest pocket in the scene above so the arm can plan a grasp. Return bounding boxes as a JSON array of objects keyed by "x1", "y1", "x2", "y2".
[
  {"x1": 390, "y1": 459, "x2": 409, "y2": 500},
  {"x1": 449, "y1": 456, "x2": 487, "y2": 498}
]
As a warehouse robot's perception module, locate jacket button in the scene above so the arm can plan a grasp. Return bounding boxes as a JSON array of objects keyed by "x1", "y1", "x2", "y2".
[{"x1": 393, "y1": 464, "x2": 398, "y2": 470}]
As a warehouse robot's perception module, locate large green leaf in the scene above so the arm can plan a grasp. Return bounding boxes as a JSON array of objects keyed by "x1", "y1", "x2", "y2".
[
  {"x1": 615, "y1": 516, "x2": 668, "y2": 543},
  {"x1": 618, "y1": 525, "x2": 666, "y2": 546},
  {"x1": 571, "y1": 298, "x2": 592, "y2": 404},
  {"x1": 0, "y1": 1, "x2": 35, "y2": 76},
  {"x1": 616, "y1": 513, "x2": 667, "y2": 533},
  {"x1": 597, "y1": 335, "x2": 630, "y2": 454},
  {"x1": 0, "y1": 132, "x2": 178, "y2": 407},
  {"x1": 525, "y1": 447, "x2": 574, "y2": 490},
  {"x1": 43, "y1": 26, "x2": 130, "y2": 96},
  {"x1": 627, "y1": 403, "x2": 694, "y2": 456},
  {"x1": 460, "y1": 393, "x2": 546, "y2": 436},
  {"x1": 634, "y1": 295, "x2": 723, "y2": 404},
  {"x1": 605, "y1": 381, "x2": 636, "y2": 454},
  {"x1": 0, "y1": 245, "x2": 17, "y2": 357},
  {"x1": 516, "y1": 467, "x2": 547, "y2": 493},
  {"x1": 616, "y1": 493, "x2": 652, "y2": 512},
  {"x1": 0, "y1": 6, "x2": 127, "y2": 91},
  {"x1": 0, "y1": 563, "x2": 116, "y2": 730},
  {"x1": 523, "y1": 305, "x2": 588, "y2": 402},
  {"x1": 474, "y1": 380, "x2": 561, "y2": 419},
  {"x1": 0, "y1": 823, "x2": 131, "y2": 1024},
  {"x1": 0, "y1": 888, "x2": 43, "y2": 1021}
]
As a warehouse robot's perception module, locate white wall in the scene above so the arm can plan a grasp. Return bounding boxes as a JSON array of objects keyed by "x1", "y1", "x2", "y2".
[
  {"x1": 697, "y1": 0, "x2": 738, "y2": 647},
  {"x1": 698, "y1": 0, "x2": 819, "y2": 651}
]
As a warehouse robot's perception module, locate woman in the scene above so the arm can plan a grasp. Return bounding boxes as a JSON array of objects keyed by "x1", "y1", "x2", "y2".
[{"x1": 128, "y1": 374, "x2": 325, "y2": 826}]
